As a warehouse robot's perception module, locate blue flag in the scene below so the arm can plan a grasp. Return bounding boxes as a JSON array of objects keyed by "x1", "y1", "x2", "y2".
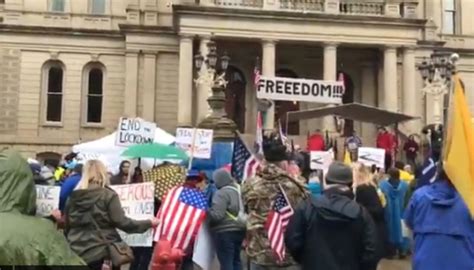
[{"x1": 417, "y1": 157, "x2": 437, "y2": 189}]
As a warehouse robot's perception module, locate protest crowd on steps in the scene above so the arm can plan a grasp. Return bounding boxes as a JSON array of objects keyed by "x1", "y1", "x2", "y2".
[{"x1": 1, "y1": 110, "x2": 474, "y2": 269}]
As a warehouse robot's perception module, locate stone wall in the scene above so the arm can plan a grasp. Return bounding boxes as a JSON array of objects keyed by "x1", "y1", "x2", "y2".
[
  {"x1": 155, "y1": 52, "x2": 179, "y2": 133},
  {"x1": 0, "y1": 48, "x2": 20, "y2": 135}
]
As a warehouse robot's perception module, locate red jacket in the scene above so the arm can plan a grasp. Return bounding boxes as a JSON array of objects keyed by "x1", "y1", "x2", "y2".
[
  {"x1": 376, "y1": 132, "x2": 396, "y2": 154},
  {"x1": 307, "y1": 134, "x2": 325, "y2": 151}
]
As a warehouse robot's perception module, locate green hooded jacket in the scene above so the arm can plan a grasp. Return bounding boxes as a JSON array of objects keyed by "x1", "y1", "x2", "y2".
[{"x1": 0, "y1": 149, "x2": 85, "y2": 266}]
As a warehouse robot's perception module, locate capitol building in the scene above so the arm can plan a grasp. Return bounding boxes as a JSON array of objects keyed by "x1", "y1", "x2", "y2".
[{"x1": 0, "y1": 0, "x2": 473, "y2": 162}]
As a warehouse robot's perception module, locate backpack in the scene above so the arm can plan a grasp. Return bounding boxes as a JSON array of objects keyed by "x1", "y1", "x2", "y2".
[{"x1": 221, "y1": 185, "x2": 248, "y2": 226}]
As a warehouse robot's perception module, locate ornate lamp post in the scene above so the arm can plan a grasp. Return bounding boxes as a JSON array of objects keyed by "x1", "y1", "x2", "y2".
[
  {"x1": 194, "y1": 38, "x2": 237, "y2": 140},
  {"x1": 418, "y1": 51, "x2": 459, "y2": 124}
]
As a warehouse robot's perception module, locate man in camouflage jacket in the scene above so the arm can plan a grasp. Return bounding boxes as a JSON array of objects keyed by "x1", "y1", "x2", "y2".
[{"x1": 242, "y1": 138, "x2": 308, "y2": 269}]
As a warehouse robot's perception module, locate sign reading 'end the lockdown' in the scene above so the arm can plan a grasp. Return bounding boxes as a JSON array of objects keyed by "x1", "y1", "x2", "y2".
[{"x1": 256, "y1": 76, "x2": 344, "y2": 104}]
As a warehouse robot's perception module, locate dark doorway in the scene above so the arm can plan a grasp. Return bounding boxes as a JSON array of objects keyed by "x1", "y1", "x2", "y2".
[
  {"x1": 275, "y1": 69, "x2": 300, "y2": 135},
  {"x1": 225, "y1": 66, "x2": 246, "y2": 132},
  {"x1": 338, "y1": 71, "x2": 354, "y2": 136}
]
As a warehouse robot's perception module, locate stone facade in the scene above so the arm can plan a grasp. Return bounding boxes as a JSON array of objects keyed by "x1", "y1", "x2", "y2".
[{"x1": 0, "y1": 0, "x2": 473, "y2": 161}]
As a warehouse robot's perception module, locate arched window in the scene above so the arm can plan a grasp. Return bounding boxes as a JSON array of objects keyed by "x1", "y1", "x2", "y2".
[
  {"x1": 42, "y1": 61, "x2": 65, "y2": 123},
  {"x1": 90, "y1": 0, "x2": 106, "y2": 14},
  {"x1": 83, "y1": 63, "x2": 105, "y2": 124}
]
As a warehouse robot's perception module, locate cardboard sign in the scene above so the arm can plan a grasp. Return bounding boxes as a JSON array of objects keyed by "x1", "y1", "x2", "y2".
[
  {"x1": 175, "y1": 128, "x2": 214, "y2": 159},
  {"x1": 310, "y1": 150, "x2": 334, "y2": 170},
  {"x1": 358, "y1": 147, "x2": 386, "y2": 169},
  {"x1": 111, "y1": 182, "x2": 155, "y2": 247},
  {"x1": 115, "y1": 117, "x2": 156, "y2": 147},
  {"x1": 35, "y1": 185, "x2": 60, "y2": 217},
  {"x1": 256, "y1": 76, "x2": 344, "y2": 104}
]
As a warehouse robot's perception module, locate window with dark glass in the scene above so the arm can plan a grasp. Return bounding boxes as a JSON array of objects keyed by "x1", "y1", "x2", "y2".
[
  {"x1": 87, "y1": 68, "x2": 103, "y2": 123},
  {"x1": 46, "y1": 67, "x2": 63, "y2": 122},
  {"x1": 50, "y1": 0, "x2": 65, "y2": 12},
  {"x1": 91, "y1": 0, "x2": 106, "y2": 14}
]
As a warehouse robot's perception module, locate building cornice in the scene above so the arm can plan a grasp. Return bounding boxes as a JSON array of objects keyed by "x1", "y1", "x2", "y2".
[
  {"x1": 0, "y1": 24, "x2": 123, "y2": 38},
  {"x1": 119, "y1": 24, "x2": 176, "y2": 35},
  {"x1": 173, "y1": 5, "x2": 427, "y2": 28}
]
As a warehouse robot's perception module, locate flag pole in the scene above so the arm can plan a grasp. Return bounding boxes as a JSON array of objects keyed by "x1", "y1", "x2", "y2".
[{"x1": 188, "y1": 128, "x2": 197, "y2": 170}]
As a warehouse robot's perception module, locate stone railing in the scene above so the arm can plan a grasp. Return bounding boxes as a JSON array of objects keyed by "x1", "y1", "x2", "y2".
[{"x1": 206, "y1": 0, "x2": 418, "y2": 18}]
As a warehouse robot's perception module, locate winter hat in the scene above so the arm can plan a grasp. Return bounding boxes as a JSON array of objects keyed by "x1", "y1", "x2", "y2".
[
  {"x1": 213, "y1": 168, "x2": 235, "y2": 189},
  {"x1": 325, "y1": 161, "x2": 353, "y2": 185},
  {"x1": 263, "y1": 136, "x2": 288, "y2": 162}
]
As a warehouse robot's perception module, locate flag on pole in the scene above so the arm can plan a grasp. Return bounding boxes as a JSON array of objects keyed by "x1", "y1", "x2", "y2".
[
  {"x1": 416, "y1": 157, "x2": 437, "y2": 189},
  {"x1": 443, "y1": 74, "x2": 474, "y2": 216},
  {"x1": 338, "y1": 72, "x2": 346, "y2": 95},
  {"x1": 232, "y1": 134, "x2": 260, "y2": 182},
  {"x1": 265, "y1": 185, "x2": 294, "y2": 262},
  {"x1": 154, "y1": 186, "x2": 208, "y2": 250},
  {"x1": 255, "y1": 111, "x2": 264, "y2": 155},
  {"x1": 254, "y1": 65, "x2": 261, "y2": 87},
  {"x1": 278, "y1": 119, "x2": 289, "y2": 148}
]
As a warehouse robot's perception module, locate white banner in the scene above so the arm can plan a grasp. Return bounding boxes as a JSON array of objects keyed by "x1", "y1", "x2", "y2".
[
  {"x1": 193, "y1": 222, "x2": 216, "y2": 270},
  {"x1": 175, "y1": 128, "x2": 214, "y2": 159},
  {"x1": 256, "y1": 76, "x2": 344, "y2": 104},
  {"x1": 358, "y1": 147, "x2": 386, "y2": 169},
  {"x1": 111, "y1": 182, "x2": 155, "y2": 247},
  {"x1": 35, "y1": 185, "x2": 60, "y2": 217},
  {"x1": 310, "y1": 150, "x2": 334, "y2": 170},
  {"x1": 115, "y1": 117, "x2": 156, "y2": 147}
]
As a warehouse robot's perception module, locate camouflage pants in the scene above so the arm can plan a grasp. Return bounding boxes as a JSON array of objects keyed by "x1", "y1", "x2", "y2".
[{"x1": 249, "y1": 263, "x2": 301, "y2": 270}]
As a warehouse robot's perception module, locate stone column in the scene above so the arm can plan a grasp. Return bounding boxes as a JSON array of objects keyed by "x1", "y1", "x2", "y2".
[
  {"x1": 322, "y1": 43, "x2": 338, "y2": 133},
  {"x1": 383, "y1": 46, "x2": 398, "y2": 112},
  {"x1": 142, "y1": 51, "x2": 157, "y2": 122},
  {"x1": 402, "y1": 47, "x2": 417, "y2": 132},
  {"x1": 262, "y1": 40, "x2": 276, "y2": 130},
  {"x1": 124, "y1": 51, "x2": 139, "y2": 117},
  {"x1": 361, "y1": 63, "x2": 377, "y2": 146},
  {"x1": 177, "y1": 35, "x2": 194, "y2": 127},
  {"x1": 196, "y1": 37, "x2": 211, "y2": 125}
]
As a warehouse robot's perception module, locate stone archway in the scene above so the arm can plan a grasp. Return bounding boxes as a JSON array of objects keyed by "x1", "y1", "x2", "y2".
[
  {"x1": 36, "y1": 151, "x2": 61, "y2": 167},
  {"x1": 275, "y1": 69, "x2": 300, "y2": 135},
  {"x1": 225, "y1": 66, "x2": 246, "y2": 132}
]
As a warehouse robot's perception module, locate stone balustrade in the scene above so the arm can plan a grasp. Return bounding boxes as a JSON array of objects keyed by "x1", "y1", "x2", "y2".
[{"x1": 207, "y1": 0, "x2": 418, "y2": 18}]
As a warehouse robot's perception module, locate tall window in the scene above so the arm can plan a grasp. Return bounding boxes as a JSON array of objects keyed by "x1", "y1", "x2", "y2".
[
  {"x1": 44, "y1": 63, "x2": 64, "y2": 123},
  {"x1": 443, "y1": 0, "x2": 456, "y2": 34},
  {"x1": 50, "y1": 0, "x2": 65, "y2": 12},
  {"x1": 90, "y1": 0, "x2": 106, "y2": 14},
  {"x1": 85, "y1": 67, "x2": 104, "y2": 123}
]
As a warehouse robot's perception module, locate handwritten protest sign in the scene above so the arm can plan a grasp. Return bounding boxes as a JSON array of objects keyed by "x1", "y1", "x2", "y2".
[
  {"x1": 310, "y1": 150, "x2": 334, "y2": 170},
  {"x1": 257, "y1": 76, "x2": 344, "y2": 104},
  {"x1": 358, "y1": 147, "x2": 386, "y2": 169},
  {"x1": 35, "y1": 185, "x2": 60, "y2": 216},
  {"x1": 115, "y1": 117, "x2": 156, "y2": 147},
  {"x1": 111, "y1": 182, "x2": 155, "y2": 247},
  {"x1": 175, "y1": 128, "x2": 214, "y2": 159}
]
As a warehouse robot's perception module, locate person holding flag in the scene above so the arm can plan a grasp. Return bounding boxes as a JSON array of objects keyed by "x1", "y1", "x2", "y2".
[
  {"x1": 404, "y1": 74, "x2": 474, "y2": 270},
  {"x1": 242, "y1": 136, "x2": 308, "y2": 270}
]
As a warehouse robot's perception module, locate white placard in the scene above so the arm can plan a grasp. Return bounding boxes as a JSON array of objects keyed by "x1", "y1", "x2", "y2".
[
  {"x1": 358, "y1": 147, "x2": 386, "y2": 169},
  {"x1": 175, "y1": 128, "x2": 214, "y2": 159},
  {"x1": 110, "y1": 182, "x2": 155, "y2": 247},
  {"x1": 310, "y1": 150, "x2": 334, "y2": 170},
  {"x1": 193, "y1": 222, "x2": 216, "y2": 270},
  {"x1": 35, "y1": 185, "x2": 60, "y2": 216},
  {"x1": 115, "y1": 117, "x2": 156, "y2": 147},
  {"x1": 256, "y1": 76, "x2": 344, "y2": 104}
]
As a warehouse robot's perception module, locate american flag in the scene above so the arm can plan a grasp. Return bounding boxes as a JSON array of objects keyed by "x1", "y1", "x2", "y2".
[
  {"x1": 232, "y1": 134, "x2": 260, "y2": 182},
  {"x1": 255, "y1": 111, "x2": 263, "y2": 155},
  {"x1": 154, "y1": 186, "x2": 208, "y2": 250},
  {"x1": 265, "y1": 186, "x2": 294, "y2": 262},
  {"x1": 278, "y1": 119, "x2": 290, "y2": 148},
  {"x1": 254, "y1": 65, "x2": 261, "y2": 87},
  {"x1": 338, "y1": 72, "x2": 346, "y2": 95}
]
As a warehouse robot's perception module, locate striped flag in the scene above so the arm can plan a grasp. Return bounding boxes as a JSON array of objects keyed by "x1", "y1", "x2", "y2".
[
  {"x1": 265, "y1": 186, "x2": 294, "y2": 262},
  {"x1": 254, "y1": 65, "x2": 261, "y2": 87},
  {"x1": 338, "y1": 72, "x2": 346, "y2": 95},
  {"x1": 255, "y1": 111, "x2": 264, "y2": 155},
  {"x1": 232, "y1": 134, "x2": 260, "y2": 182},
  {"x1": 417, "y1": 157, "x2": 437, "y2": 189},
  {"x1": 278, "y1": 119, "x2": 290, "y2": 148},
  {"x1": 154, "y1": 186, "x2": 208, "y2": 250}
]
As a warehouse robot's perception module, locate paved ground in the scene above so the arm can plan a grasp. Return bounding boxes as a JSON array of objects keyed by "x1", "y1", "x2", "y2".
[{"x1": 378, "y1": 258, "x2": 411, "y2": 270}]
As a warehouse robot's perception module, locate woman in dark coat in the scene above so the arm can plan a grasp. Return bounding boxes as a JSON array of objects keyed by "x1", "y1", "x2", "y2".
[
  {"x1": 110, "y1": 160, "x2": 130, "y2": 185},
  {"x1": 352, "y1": 162, "x2": 388, "y2": 264}
]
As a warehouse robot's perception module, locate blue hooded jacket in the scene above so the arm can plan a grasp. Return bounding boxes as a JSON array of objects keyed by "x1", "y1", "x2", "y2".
[
  {"x1": 59, "y1": 173, "x2": 81, "y2": 211},
  {"x1": 404, "y1": 180, "x2": 474, "y2": 270}
]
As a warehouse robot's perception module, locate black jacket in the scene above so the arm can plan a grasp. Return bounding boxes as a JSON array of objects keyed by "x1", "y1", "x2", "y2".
[{"x1": 285, "y1": 187, "x2": 379, "y2": 270}]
